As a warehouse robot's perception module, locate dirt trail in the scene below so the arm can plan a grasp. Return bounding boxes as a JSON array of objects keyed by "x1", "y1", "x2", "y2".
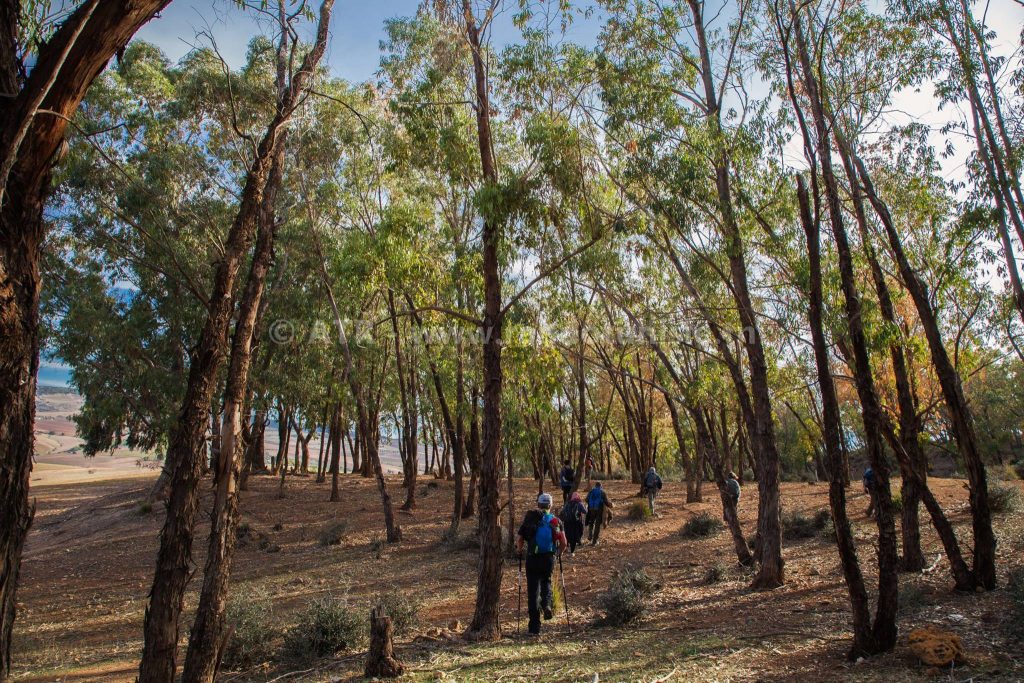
[{"x1": 11, "y1": 473, "x2": 1024, "y2": 682}]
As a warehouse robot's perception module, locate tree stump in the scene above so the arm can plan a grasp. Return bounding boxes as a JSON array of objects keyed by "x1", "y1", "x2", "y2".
[{"x1": 364, "y1": 606, "x2": 404, "y2": 678}]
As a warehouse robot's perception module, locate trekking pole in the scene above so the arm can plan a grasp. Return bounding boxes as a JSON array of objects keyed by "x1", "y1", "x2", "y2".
[
  {"x1": 517, "y1": 552, "x2": 523, "y2": 635},
  {"x1": 558, "y1": 552, "x2": 571, "y2": 635}
]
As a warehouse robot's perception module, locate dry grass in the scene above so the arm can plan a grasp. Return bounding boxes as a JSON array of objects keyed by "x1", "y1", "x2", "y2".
[{"x1": 11, "y1": 473, "x2": 1024, "y2": 682}]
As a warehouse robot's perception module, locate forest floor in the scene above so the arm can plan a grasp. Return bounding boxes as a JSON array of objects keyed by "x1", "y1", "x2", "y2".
[{"x1": 10, "y1": 468, "x2": 1024, "y2": 682}]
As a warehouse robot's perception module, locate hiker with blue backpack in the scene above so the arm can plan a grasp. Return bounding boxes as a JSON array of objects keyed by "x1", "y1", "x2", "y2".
[
  {"x1": 516, "y1": 493, "x2": 568, "y2": 635},
  {"x1": 643, "y1": 466, "x2": 663, "y2": 515},
  {"x1": 585, "y1": 482, "x2": 613, "y2": 545}
]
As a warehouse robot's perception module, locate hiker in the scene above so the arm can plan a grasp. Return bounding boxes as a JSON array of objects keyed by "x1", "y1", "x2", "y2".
[
  {"x1": 558, "y1": 460, "x2": 575, "y2": 503},
  {"x1": 725, "y1": 471, "x2": 741, "y2": 505},
  {"x1": 585, "y1": 482, "x2": 613, "y2": 545},
  {"x1": 584, "y1": 454, "x2": 596, "y2": 484},
  {"x1": 516, "y1": 493, "x2": 567, "y2": 635},
  {"x1": 559, "y1": 491, "x2": 586, "y2": 555},
  {"x1": 643, "y1": 466, "x2": 663, "y2": 515},
  {"x1": 863, "y1": 466, "x2": 877, "y2": 518}
]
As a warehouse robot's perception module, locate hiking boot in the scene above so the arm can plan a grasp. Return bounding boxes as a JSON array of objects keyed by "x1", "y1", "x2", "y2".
[{"x1": 543, "y1": 605, "x2": 553, "y2": 620}]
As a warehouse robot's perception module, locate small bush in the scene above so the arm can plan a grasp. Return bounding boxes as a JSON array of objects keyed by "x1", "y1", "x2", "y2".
[
  {"x1": 680, "y1": 512, "x2": 723, "y2": 539},
  {"x1": 1007, "y1": 568, "x2": 1024, "y2": 642},
  {"x1": 890, "y1": 491, "x2": 904, "y2": 514},
  {"x1": 627, "y1": 500, "x2": 653, "y2": 521},
  {"x1": 318, "y1": 521, "x2": 348, "y2": 546},
  {"x1": 598, "y1": 564, "x2": 658, "y2": 626},
  {"x1": 989, "y1": 483, "x2": 1022, "y2": 514},
  {"x1": 1013, "y1": 461, "x2": 1024, "y2": 481},
  {"x1": 137, "y1": 501, "x2": 153, "y2": 515},
  {"x1": 899, "y1": 583, "x2": 933, "y2": 617},
  {"x1": 375, "y1": 593, "x2": 421, "y2": 637},
  {"x1": 440, "y1": 527, "x2": 477, "y2": 551},
  {"x1": 369, "y1": 535, "x2": 385, "y2": 558},
  {"x1": 222, "y1": 593, "x2": 276, "y2": 669},
  {"x1": 782, "y1": 509, "x2": 831, "y2": 541},
  {"x1": 704, "y1": 563, "x2": 727, "y2": 585},
  {"x1": 818, "y1": 517, "x2": 837, "y2": 543},
  {"x1": 282, "y1": 595, "x2": 363, "y2": 661}
]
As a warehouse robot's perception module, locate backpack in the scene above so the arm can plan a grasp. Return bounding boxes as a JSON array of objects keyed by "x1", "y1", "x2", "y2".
[
  {"x1": 863, "y1": 468, "x2": 875, "y2": 490},
  {"x1": 587, "y1": 488, "x2": 604, "y2": 509},
  {"x1": 726, "y1": 478, "x2": 740, "y2": 501},
  {"x1": 559, "y1": 467, "x2": 574, "y2": 488},
  {"x1": 645, "y1": 472, "x2": 662, "y2": 490},
  {"x1": 531, "y1": 512, "x2": 556, "y2": 555}
]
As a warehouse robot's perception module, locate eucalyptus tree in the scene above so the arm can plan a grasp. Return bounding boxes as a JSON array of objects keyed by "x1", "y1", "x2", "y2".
[
  {"x1": 139, "y1": 3, "x2": 336, "y2": 679},
  {"x1": 0, "y1": 4, "x2": 171, "y2": 673},
  {"x1": 598, "y1": 0, "x2": 786, "y2": 588}
]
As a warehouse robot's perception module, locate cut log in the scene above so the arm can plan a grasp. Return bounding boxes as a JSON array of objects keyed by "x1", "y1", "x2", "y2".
[{"x1": 364, "y1": 606, "x2": 404, "y2": 678}]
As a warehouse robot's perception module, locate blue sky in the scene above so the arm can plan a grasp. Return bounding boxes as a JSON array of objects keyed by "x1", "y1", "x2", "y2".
[{"x1": 135, "y1": 1, "x2": 603, "y2": 83}]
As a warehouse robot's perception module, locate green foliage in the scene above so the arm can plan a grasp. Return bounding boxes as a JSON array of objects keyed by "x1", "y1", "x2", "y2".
[
  {"x1": 781, "y1": 509, "x2": 832, "y2": 541},
  {"x1": 680, "y1": 512, "x2": 723, "y2": 539},
  {"x1": 222, "y1": 593, "x2": 277, "y2": 670},
  {"x1": 989, "y1": 484, "x2": 1022, "y2": 514},
  {"x1": 704, "y1": 563, "x2": 727, "y2": 585},
  {"x1": 598, "y1": 564, "x2": 658, "y2": 626},
  {"x1": 375, "y1": 593, "x2": 421, "y2": 637},
  {"x1": 318, "y1": 521, "x2": 348, "y2": 547},
  {"x1": 627, "y1": 500, "x2": 653, "y2": 521},
  {"x1": 282, "y1": 596, "x2": 364, "y2": 661},
  {"x1": 1007, "y1": 568, "x2": 1024, "y2": 642}
]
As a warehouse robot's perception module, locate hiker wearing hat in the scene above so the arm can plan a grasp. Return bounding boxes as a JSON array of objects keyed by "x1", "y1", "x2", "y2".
[
  {"x1": 516, "y1": 493, "x2": 567, "y2": 635},
  {"x1": 559, "y1": 491, "x2": 586, "y2": 555},
  {"x1": 585, "y1": 482, "x2": 613, "y2": 545},
  {"x1": 643, "y1": 466, "x2": 663, "y2": 515}
]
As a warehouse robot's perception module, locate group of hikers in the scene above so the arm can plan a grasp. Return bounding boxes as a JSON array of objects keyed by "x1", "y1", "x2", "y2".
[{"x1": 515, "y1": 461, "x2": 670, "y2": 635}]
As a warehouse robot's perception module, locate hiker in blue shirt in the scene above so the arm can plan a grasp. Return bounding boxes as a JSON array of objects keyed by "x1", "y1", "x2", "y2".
[
  {"x1": 585, "y1": 482, "x2": 614, "y2": 545},
  {"x1": 516, "y1": 493, "x2": 567, "y2": 635}
]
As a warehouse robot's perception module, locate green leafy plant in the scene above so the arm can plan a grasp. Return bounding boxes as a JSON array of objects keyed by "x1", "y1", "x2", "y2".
[
  {"x1": 598, "y1": 564, "x2": 658, "y2": 626},
  {"x1": 282, "y1": 595, "x2": 364, "y2": 661},
  {"x1": 680, "y1": 512, "x2": 723, "y2": 539}
]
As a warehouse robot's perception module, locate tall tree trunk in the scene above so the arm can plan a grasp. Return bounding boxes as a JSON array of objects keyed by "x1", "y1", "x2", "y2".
[
  {"x1": 0, "y1": 3, "x2": 170, "y2": 674},
  {"x1": 463, "y1": 0, "x2": 504, "y2": 641},
  {"x1": 790, "y1": 7, "x2": 899, "y2": 652},
  {"x1": 687, "y1": 0, "x2": 783, "y2": 589},
  {"x1": 796, "y1": 174, "x2": 875, "y2": 659},
  {"x1": 138, "y1": 4, "x2": 334, "y2": 677},
  {"x1": 181, "y1": 115, "x2": 287, "y2": 683},
  {"x1": 853, "y1": 154, "x2": 997, "y2": 589},
  {"x1": 330, "y1": 403, "x2": 343, "y2": 502}
]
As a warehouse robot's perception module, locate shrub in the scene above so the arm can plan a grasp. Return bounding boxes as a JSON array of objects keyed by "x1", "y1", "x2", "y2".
[
  {"x1": 375, "y1": 593, "x2": 421, "y2": 637},
  {"x1": 680, "y1": 512, "x2": 723, "y2": 539},
  {"x1": 899, "y1": 583, "x2": 933, "y2": 617},
  {"x1": 989, "y1": 483, "x2": 1022, "y2": 514},
  {"x1": 440, "y1": 527, "x2": 477, "y2": 551},
  {"x1": 1007, "y1": 568, "x2": 1024, "y2": 642},
  {"x1": 782, "y1": 509, "x2": 831, "y2": 541},
  {"x1": 369, "y1": 535, "x2": 385, "y2": 558},
  {"x1": 222, "y1": 593, "x2": 276, "y2": 669},
  {"x1": 282, "y1": 595, "x2": 363, "y2": 661},
  {"x1": 627, "y1": 500, "x2": 653, "y2": 521},
  {"x1": 818, "y1": 517, "x2": 837, "y2": 543},
  {"x1": 704, "y1": 563, "x2": 726, "y2": 585},
  {"x1": 1013, "y1": 461, "x2": 1024, "y2": 481},
  {"x1": 137, "y1": 501, "x2": 153, "y2": 515},
  {"x1": 890, "y1": 491, "x2": 904, "y2": 514},
  {"x1": 318, "y1": 521, "x2": 348, "y2": 546},
  {"x1": 598, "y1": 564, "x2": 658, "y2": 626}
]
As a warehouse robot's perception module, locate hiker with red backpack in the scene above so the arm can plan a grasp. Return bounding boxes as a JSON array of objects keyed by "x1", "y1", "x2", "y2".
[
  {"x1": 559, "y1": 491, "x2": 586, "y2": 555},
  {"x1": 516, "y1": 493, "x2": 567, "y2": 636}
]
